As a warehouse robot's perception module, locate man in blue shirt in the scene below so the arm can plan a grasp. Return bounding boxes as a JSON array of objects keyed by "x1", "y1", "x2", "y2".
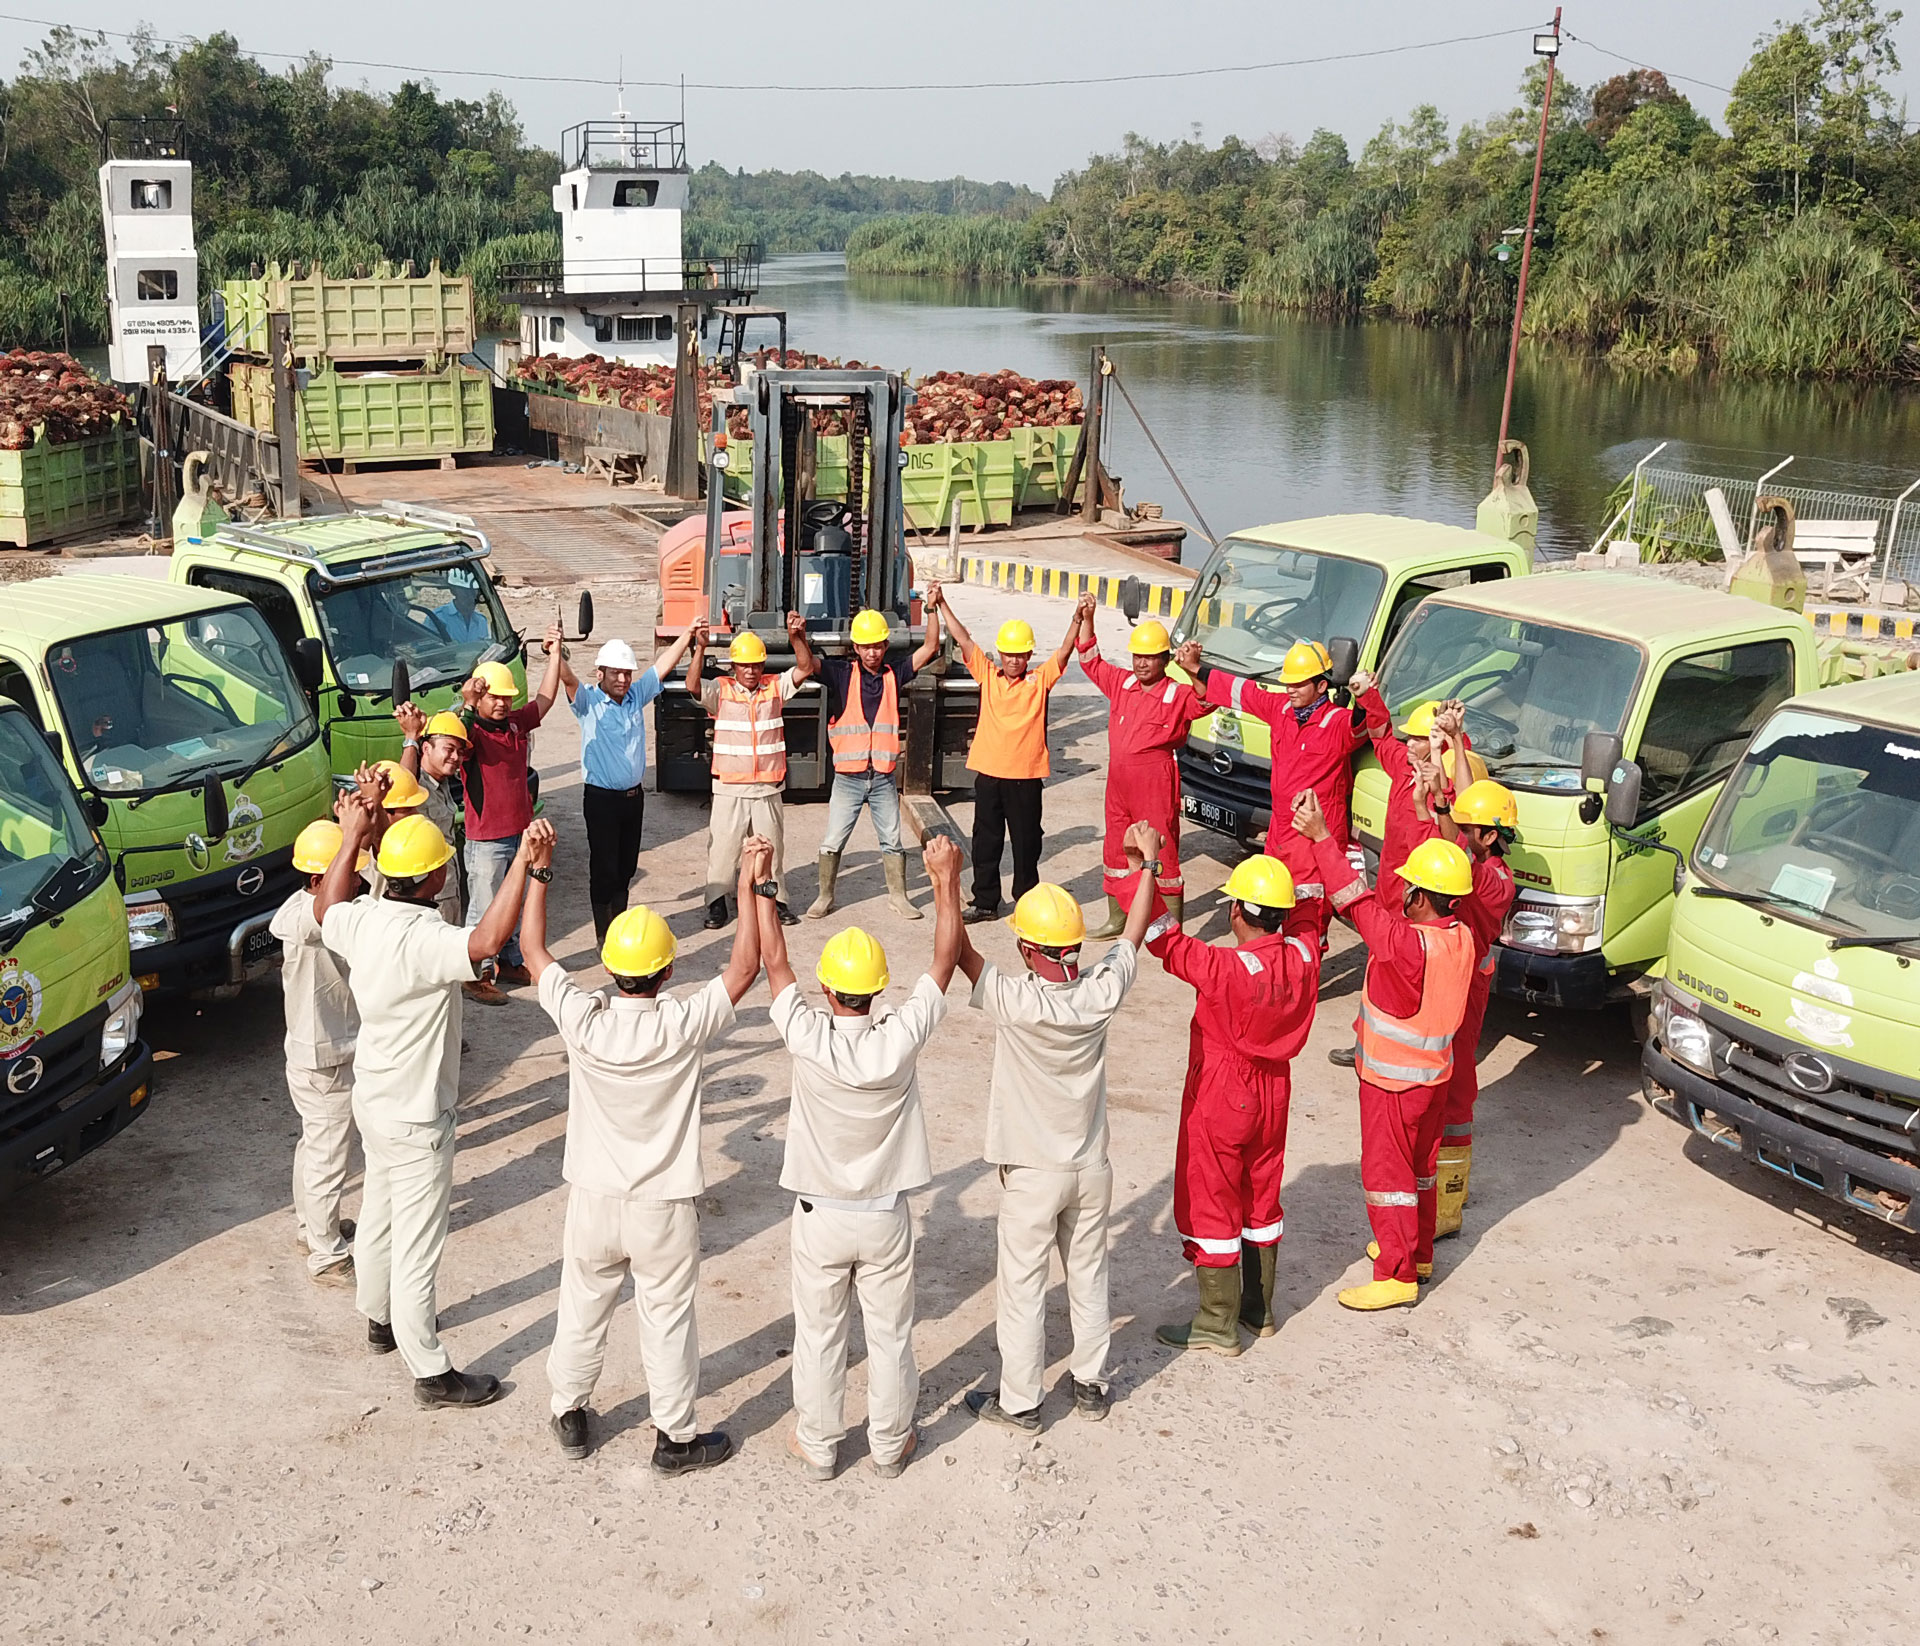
[
  {"x1": 564, "y1": 626, "x2": 701, "y2": 944},
  {"x1": 431, "y1": 573, "x2": 495, "y2": 650}
]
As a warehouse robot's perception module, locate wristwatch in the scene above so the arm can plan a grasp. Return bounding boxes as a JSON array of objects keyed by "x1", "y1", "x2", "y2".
[
  {"x1": 1142, "y1": 859, "x2": 1163, "y2": 876},
  {"x1": 752, "y1": 879, "x2": 781, "y2": 900},
  {"x1": 527, "y1": 865, "x2": 553, "y2": 883}
]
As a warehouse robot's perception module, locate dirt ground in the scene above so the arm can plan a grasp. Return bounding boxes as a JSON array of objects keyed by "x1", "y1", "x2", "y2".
[{"x1": 5, "y1": 535, "x2": 1920, "y2": 1645}]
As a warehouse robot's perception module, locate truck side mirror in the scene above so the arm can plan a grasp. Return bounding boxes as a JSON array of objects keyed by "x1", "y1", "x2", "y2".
[
  {"x1": 391, "y1": 658, "x2": 412, "y2": 709},
  {"x1": 1581, "y1": 731, "x2": 1623, "y2": 789},
  {"x1": 203, "y1": 772, "x2": 230, "y2": 842},
  {"x1": 41, "y1": 727, "x2": 62, "y2": 762},
  {"x1": 577, "y1": 591, "x2": 595, "y2": 639},
  {"x1": 291, "y1": 637, "x2": 323, "y2": 692},
  {"x1": 1326, "y1": 636, "x2": 1359, "y2": 688},
  {"x1": 1603, "y1": 759, "x2": 1643, "y2": 828},
  {"x1": 1120, "y1": 576, "x2": 1143, "y2": 622},
  {"x1": 82, "y1": 792, "x2": 109, "y2": 828}
]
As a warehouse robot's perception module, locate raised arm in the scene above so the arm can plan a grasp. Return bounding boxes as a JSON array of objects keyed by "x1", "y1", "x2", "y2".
[
  {"x1": 685, "y1": 619, "x2": 709, "y2": 703},
  {"x1": 522, "y1": 827, "x2": 558, "y2": 979},
  {"x1": 559, "y1": 649, "x2": 581, "y2": 704},
  {"x1": 933, "y1": 584, "x2": 976, "y2": 659},
  {"x1": 721, "y1": 836, "x2": 770, "y2": 1004},
  {"x1": 652, "y1": 618, "x2": 700, "y2": 680},
  {"x1": 1120, "y1": 821, "x2": 1163, "y2": 947},
  {"x1": 469, "y1": 820, "x2": 549, "y2": 964},
  {"x1": 910, "y1": 585, "x2": 942, "y2": 672},
  {"x1": 314, "y1": 790, "x2": 379, "y2": 921},
  {"x1": 533, "y1": 622, "x2": 565, "y2": 717},
  {"x1": 786, "y1": 611, "x2": 818, "y2": 684},
  {"x1": 756, "y1": 870, "x2": 797, "y2": 998},
  {"x1": 923, "y1": 834, "x2": 964, "y2": 991},
  {"x1": 395, "y1": 701, "x2": 427, "y2": 778},
  {"x1": 1049, "y1": 594, "x2": 1090, "y2": 674}
]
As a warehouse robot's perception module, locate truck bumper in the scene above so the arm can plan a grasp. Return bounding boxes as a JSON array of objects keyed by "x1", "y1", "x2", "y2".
[
  {"x1": 133, "y1": 915, "x2": 284, "y2": 996},
  {"x1": 1, "y1": 1041, "x2": 155, "y2": 1203},
  {"x1": 1175, "y1": 747, "x2": 1271, "y2": 842},
  {"x1": 1642, "y1": 1043, "x2": 1920, "y2": 1233},
  {"x1": 1492, "y1": 944, "x2": 1612, "y2": 1011}
]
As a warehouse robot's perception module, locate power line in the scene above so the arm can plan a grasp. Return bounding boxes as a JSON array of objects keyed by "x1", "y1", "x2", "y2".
[
  {"x1": 1562, "y1": 30, "x2": 1735, "y2": 99},
  {"x1": 0, "y1": 12, "x2": 1532, "y2": 93}
]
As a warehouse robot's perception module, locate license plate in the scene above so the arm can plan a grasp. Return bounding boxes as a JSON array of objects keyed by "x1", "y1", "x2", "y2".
[
  {"x1": 1183, "y1": 794, "x2": 1240, "y2": 834},
  {"x1": 242, "y1": 928, "x2": 280, "y2": 964}
]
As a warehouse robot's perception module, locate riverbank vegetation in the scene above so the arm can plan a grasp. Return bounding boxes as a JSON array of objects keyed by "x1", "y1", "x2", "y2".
[
  {"x1": 0, "y1": 28, "x2": 1036, "y2": 348},
  {"x1": 849, "y1": 2, "x2": 1920, "y2": 379}
]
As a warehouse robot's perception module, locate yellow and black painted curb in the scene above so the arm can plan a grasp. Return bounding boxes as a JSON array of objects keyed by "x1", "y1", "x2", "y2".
[
  {"x1": 950, "y1": 553, "x2": 1192, "y2": 619},
  {"x1": 1805, "y1": 605, "x2": 1919, "y2": 641}
]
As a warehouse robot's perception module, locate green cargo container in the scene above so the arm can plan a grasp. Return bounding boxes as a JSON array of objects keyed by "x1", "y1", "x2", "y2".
[
  {"x1": 904, "y1": 439, "x2": 1015, "y2": 530},
  {"x1": 710, "y1": 433, "x2": 852, "y2": 504},
  {"x1": 1010, "y1": 424, "x2": 1081, "y2": 508},
  {"x1": 222, "y1": 262, "x2": 475, "y2": 361},
  {"x1": 229, "y1": 359, "x2": 493, "y2": 462},
  {"x1": 0, "y1": 423, "x2": 142, "y2": 548}
]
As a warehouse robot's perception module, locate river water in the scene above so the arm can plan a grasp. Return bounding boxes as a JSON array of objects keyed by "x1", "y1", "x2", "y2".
[{"x1": 756, "y1": 254, "x2": 1920, "y2": 565}]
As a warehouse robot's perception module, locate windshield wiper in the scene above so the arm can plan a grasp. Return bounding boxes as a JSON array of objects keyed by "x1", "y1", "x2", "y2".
[
  {"x1": 1830, "y1": 930, "x2": 1920, "y2": 952},
  {"x1": 229, "y1": 725, "x2": 306, "y2": 793},
  {"x1": 1691, "y1": 884, "x2": 1861, "y2": 928},
  {"x1": 0, "y1": 855, "x2": 96, "y2": 950}
]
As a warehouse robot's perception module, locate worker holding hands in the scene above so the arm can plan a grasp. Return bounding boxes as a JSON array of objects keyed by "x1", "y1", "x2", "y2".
[
  {"x1": 934, "y1": 589, "x2": 1084, "y2": 924},
  {"x1": 687, "y1": 612, "x2": 817, "y2": 930},
  {"x1": 1075, "y1": 595, "x2": 1210, "y2": 936},
  {"x1": 524, "y1": 827, "x2": 771, "y2": 1471}
]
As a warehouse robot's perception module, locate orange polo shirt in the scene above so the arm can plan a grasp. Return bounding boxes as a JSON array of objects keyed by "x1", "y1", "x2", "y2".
[{"x1": 964, "y1": 643, "x2": 1065, "y2": 779}]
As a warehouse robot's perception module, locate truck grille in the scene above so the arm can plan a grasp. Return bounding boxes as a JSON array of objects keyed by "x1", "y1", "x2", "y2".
[
  {"x1": 1177, "y1": 743, "x2": 1273, "y2": 819},
  {"x1": 0, "y1": 1002, "x2": 107, "y2": 1140},
  {"x1": 168, "y1": 848, "x2": 302, "y2": 945}
]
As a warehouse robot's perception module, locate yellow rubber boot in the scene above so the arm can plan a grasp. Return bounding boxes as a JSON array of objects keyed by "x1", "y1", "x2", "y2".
[
  {"x1": 1338, "y1": 1276, "x2": 1420, "y2": 1311},
  {"x1": 1367, "y1": 1240, "x2": 1431, "y2": 1282},
  {"x1": 1434, "y1": 1144, "x2": 1471, "y2": 1240}
]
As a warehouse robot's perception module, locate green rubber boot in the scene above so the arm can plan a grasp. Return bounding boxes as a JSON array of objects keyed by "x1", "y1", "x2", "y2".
[
  {"x1": 1238, "y1": 1242, "x2": 1279, "y2": 1337},
  {"x1": 1087, "y1": 894, "x2": 1126, "y2": 939},
  {"x1": 1156, "y1": 1263, "x2": 1244, "y2": 1356}
]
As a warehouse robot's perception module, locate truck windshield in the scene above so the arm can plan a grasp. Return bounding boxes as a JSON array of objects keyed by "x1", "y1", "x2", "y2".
[
  {"x1": 1380, "y1": 604, "x2": 1642, "y2": 791},
  {"x1": 48, "y1": 606, "x2": 317, "y2": 797},
  {"x1": 1694, "y1": 708, "x2": 1920, "y2": 948},
  {"x1": 0, "y1": 708, "x2": 107, "y2": 945},
  {"x1": 313, "y1": 563, "x2": 512, "y2": 695},
  {"x1": 1171, "y1": 539, "x2": 1385, "y2": 678}
]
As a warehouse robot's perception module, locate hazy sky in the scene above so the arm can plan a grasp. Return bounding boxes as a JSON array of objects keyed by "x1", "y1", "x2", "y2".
[{"x1": 6, "y1": 1, "x2": 1916, "y2": 188}]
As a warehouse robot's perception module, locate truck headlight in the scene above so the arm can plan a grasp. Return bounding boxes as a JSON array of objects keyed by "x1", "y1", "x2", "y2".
[
  {"x1": 126, "y1": 899, "x2": 176, "y2": 952},
  {"x1": 1501, "y1": 893, "x2": 1604, "y2": 954},
  {"x1": 99, "y1": 980, "x2": 142, "y2": 1069},
  {"x1": 1652, "y1": 985, "x2": 1728, "y2": 1079}
]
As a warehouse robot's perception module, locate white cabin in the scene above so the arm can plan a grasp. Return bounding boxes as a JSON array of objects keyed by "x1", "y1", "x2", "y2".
[{"x1": 97, "y1": 155, "x2": 202, "y2": 383}]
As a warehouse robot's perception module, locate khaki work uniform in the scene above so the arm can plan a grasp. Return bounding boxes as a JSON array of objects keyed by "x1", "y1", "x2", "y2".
[
  {"x1": 701, "y1": 669, "x2": 801, "y2": 903},
  {"x1": 770, "y1": 973, "x2": 947, "y2": 1470},
  {"x1": 971, "y1": 940, "x2": 1137, "y2": 1413},
  {"x1": 321, "y1": 897, "x2": 476, "y2": 1378},
  {"x1": 366, "y1": 776, "x2": 463, "y2": 925},
  {"x1": 270, "y1": 888, "x2": 360, "y2": 1275},
  {"x1": 537, "y1": 964, "x2": 736, "y2": 1439}
]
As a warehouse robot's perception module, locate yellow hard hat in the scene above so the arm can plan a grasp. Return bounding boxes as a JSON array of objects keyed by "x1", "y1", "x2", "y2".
[
  {"x1": 1397, "y1": 837, "x2": 1474, "y2": 898},
  {"x1": 1453, "y1": 779, "x2": 1518, "y2": 829},
  {"x1": 1128, "y1": 620, "x2": 1171, "y2": 656},
  {"x1": 601, "y1": 905, "x2": 676, "y2": 979},
  {"x1": 292, "y1": 819, "x2": 369, "y2": 876},
  {"x1": 424, "y1": 710, "x2": 469, "y2": 743},
  {"x1": 816, "y1": 926, "x2": 890, "y2": 995},
  {"x1": 373, "y1": 759, "x2": 428, "y2": 810},
  {"x1": 1398, "y1": 700, "x2": 1440, "y2": 738},
  {"x1": 1222, "y1": 855, "x2": 1297, "y2": 910},
  {"x1": 1278, "y1": 640, "x2": 1333, "y2": 685},
  {"x1": 472, "y1": 660, "x2": 519, "y2": 701},
  {"x1": 729, "y1": 631, "x2": 768, "y2": 665},
  {"x1": 375, "y1": 814, "x2": 455, "y2": 880},
  {"x1": 850, "y1": 609, "x2": 890, "y2": 645},
  {"x1": 1009, "y1": 883, "x2": 1086, "y2": 947},
  {"x1": 996, "y1": 619, "x2": 1036, "y2": 655}
]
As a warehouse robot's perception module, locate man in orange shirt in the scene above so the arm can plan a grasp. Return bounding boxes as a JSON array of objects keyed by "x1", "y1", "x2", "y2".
[{"x1": 932, "y1": 588, "x2": 1085, "y2": 925}]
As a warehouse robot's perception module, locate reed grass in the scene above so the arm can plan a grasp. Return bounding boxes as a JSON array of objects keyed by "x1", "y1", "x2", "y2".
[
  {"x1": 844, "y1": 214, "x2": 1037, "y2": 279},
  {"x1": 1713, "y1": 211, "x2": 1915, "y2": 378}
]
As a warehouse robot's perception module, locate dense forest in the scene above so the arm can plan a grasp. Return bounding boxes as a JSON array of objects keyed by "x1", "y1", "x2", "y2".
[
  {"x1": 0, "y1": 28, "x2": 1039, "y2": 344},
  {"x1": 850, "y1": 1, "x2": 1920, "y2": 378}
]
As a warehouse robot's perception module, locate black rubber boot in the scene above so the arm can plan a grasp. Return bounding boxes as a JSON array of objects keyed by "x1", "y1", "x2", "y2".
[
  {"x1": 1328, "y1": 1043, "x2": 1358, "y2": 1068},
  {"x1": 414, "y1": 1369, "x2": 503, "y2": 1408},
  {"x1": 1239, "y1": 1242, "x2": 1279, "y2": 1338},
  {"x1": 703, "y1": 897, "x2": 729, "y2": 930},
  {"x1": 1155, "y1": 1263, "x2": 1244, "y2": 1356},
  {"x1": 776, "y1": 900, "x2": 801, "y2": 927},
  {"x1": 367, "y1": 1318, "x2": 397, "y2": 1355},
  {"x1": 653, "y1": 1430, "x2": 734, "y2": 1475}
]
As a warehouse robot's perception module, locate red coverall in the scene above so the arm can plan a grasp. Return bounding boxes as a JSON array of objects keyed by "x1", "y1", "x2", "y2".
[
  {"x1": 1204, "y1": 671, "x2": 1367, "y2": 941},
  {"x1": 1314, "y1": 834, "x2": 1473, "y2": 1284},
  {"x1": 1079, "y1": 641, "x2": 1211, "y2": 898},
  {"x1": 1356, "y1": 683, "x2": 1439, "y2": 883},
  {"x1": 1438, "y1": 853, "x2": 1516, "y2": 1154},
  {"x1": 1141, "y1": 889, "x2": 1320, "y2": 1269}
]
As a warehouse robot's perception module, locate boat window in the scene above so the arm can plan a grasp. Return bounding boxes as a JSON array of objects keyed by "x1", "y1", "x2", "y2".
[
  {"x1": 1170, "y1": 539, "x2": 1385, "y2": 679},
  {"x1": 613, "y1": 179, "x2": 658, "y2": 208},
  {"x1": 1636, "y1": 640, "x2": 1796, "y2": 813},
  {"x1": 129, "y1": 179, "x2": 172, "y2": 210},
  {"x1": 312, "y1": 563, "x2": 511, "y2": 696},
  {"x1": 548, "y1": 316, "x2": 564, "y2": 342},
  {"x1": 591, "y1": 316, "x2": 614, "y2": 344},
  {"x1": 135, "y1": 269, "x2": 178, "y2": 301},
  {"x1": 617, "y1": 317, "x2": 645, "y2": 342}
]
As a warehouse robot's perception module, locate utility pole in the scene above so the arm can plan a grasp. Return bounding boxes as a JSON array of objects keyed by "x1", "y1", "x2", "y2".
[{"x1": 1495, "y1": 7, "x2": 1561, "y2": 476}]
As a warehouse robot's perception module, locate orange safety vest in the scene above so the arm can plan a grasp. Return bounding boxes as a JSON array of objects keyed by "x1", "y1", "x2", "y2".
[
  {"x1": 711, "y1": 675, "x2": 788, "y2": 785},
  {"x1": 828, "y1": 667, "x2": 902, "y2": 776},
  {"x1": 1355, "y1": 920, "x2": 1475, "y2": 1091}
]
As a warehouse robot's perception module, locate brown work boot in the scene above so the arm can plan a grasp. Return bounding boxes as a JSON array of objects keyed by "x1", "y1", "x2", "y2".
[
  {"x1": 463, "y1": 979, "x2": 508, "y2": 1006},
  {"x1": 495, "y1": 962, "x2": 533, "y2": 988}
]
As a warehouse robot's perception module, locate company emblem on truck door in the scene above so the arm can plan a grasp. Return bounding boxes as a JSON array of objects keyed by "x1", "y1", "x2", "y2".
[
  {"x1": 223, "y1": 795, "x2": 266, "y2": 864},
  {"x1": 0, "y1": 957, "x2": 44, "y2": 1056}
]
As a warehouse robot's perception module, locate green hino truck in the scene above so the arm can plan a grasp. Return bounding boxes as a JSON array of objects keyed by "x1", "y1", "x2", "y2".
[
  {"x1": 0, "y1": 694, "x2": 152, "y2": 1199},
  {"x1": 0, "y1": 575, "x2": 332, "y2": 996},
  {"x1": 1643, "y1": 672, "x2": 1920, "y2": 1233}
]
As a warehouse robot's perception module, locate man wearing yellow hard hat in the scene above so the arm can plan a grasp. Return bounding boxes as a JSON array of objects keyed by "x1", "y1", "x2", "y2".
[
  {"x1": 1137, "y1": 835, "x2": 1322, "y2": 1354},
  {"x1": 457, "y1": 623, "x2": 565, "y2": 1004},
  {"x1": 1429, "y1": 774, "x2": 1519, "y2": 1249},
  {"x1": 930, "y1": 589, "x2": 1087, "y2": 924},
  {"x1": 685, "y1": 611, "x2": 818, "y2": 930},
  {"x1": 313, "y1": 778, "x2": 552, "y2": 1409},
  {"x1": 396, "y1": 701, "x2": 472, "y2": 924},
  {"x1": 1072, "y1": 594, "x2": 1211, "y2": 937},
  {"x1": 1295, "y1": 788, "x2": 1475, "y2": 1311},
  {"x1": 757, "y1": 834, "x2": 967, "y2": 1483},
  {"x1": 521, "y1": 818, "x2": 773, "y2": 1472},
  {"x1": 806, "y1": 597, "x2": 946, "y2": 923},
  {"x1": 954, "y1": 830, "x2": 1161, "y2": 1432},
  {"x1": 269, "y1": 817, "x2": 371, "y2": 1287}
]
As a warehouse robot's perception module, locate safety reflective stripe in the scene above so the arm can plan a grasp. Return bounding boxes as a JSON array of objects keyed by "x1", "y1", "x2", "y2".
[
  {"x1": 712, "y1": 679, "x2": 788, "y2": 783},
  {"x1": 1179, "y1": 1228, "x2": 1242, "y2": 1255},
  {"x1": 1360, "y1": 1052, "x2": 1443, "y2": 1085},
  {"x1": 1415, "y1": 1176, "x2": 1437, "y2": 1191},
  {"x1": 1228, "y1": 677, "x2": 1247, "y2": 711},
  {"x1": 1363, "y1": 1189, "x2": 1419, "y2": 1208},
  {"x1": 1144, "y1": 912, "x2": 1180, "y2": 943},
  {"x1": 1357, "y1": 1000, "x2": 1455, "y2": 1052},
  {"x1": 1161, "y1": 681, "x2": 1178, "y2": 704},
  {"x1": 1478, "y1": 951, "x2": 1495, "y2": 976},
  {"x1": 1355, "y1": 922, "x2": 1475, "y2": 1092},
  {"x1": 1284, "y1": 936, "x2": 1315, "y2": 965},
  {"x1": 1236, "y1": 950, "x2": 1265, "y2": 975},
  {"x1": 827, "y1": 668, "x2": 901, "y2": 775},
  {"x1": 1442, "y1": 1123, "x2": 1473, "y2": 1138},
  {"x1": 1242, "y1": 1220, "x2": 1282, "y2": 1243},
  {"x1": 1329, "y1": 878, "x2": 1365, "y2": 912},
  {"x1": 1294, "y1": 881, "x2": 1325, "y2": 898}
]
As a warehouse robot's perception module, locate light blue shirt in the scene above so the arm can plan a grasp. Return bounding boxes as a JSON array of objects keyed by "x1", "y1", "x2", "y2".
[
  {"x1": 433, "y1": 604, "x2": 494, "y2": 647},
  {"x1": 571, "y1": 669, "x2": 661, "y2": 789}
]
